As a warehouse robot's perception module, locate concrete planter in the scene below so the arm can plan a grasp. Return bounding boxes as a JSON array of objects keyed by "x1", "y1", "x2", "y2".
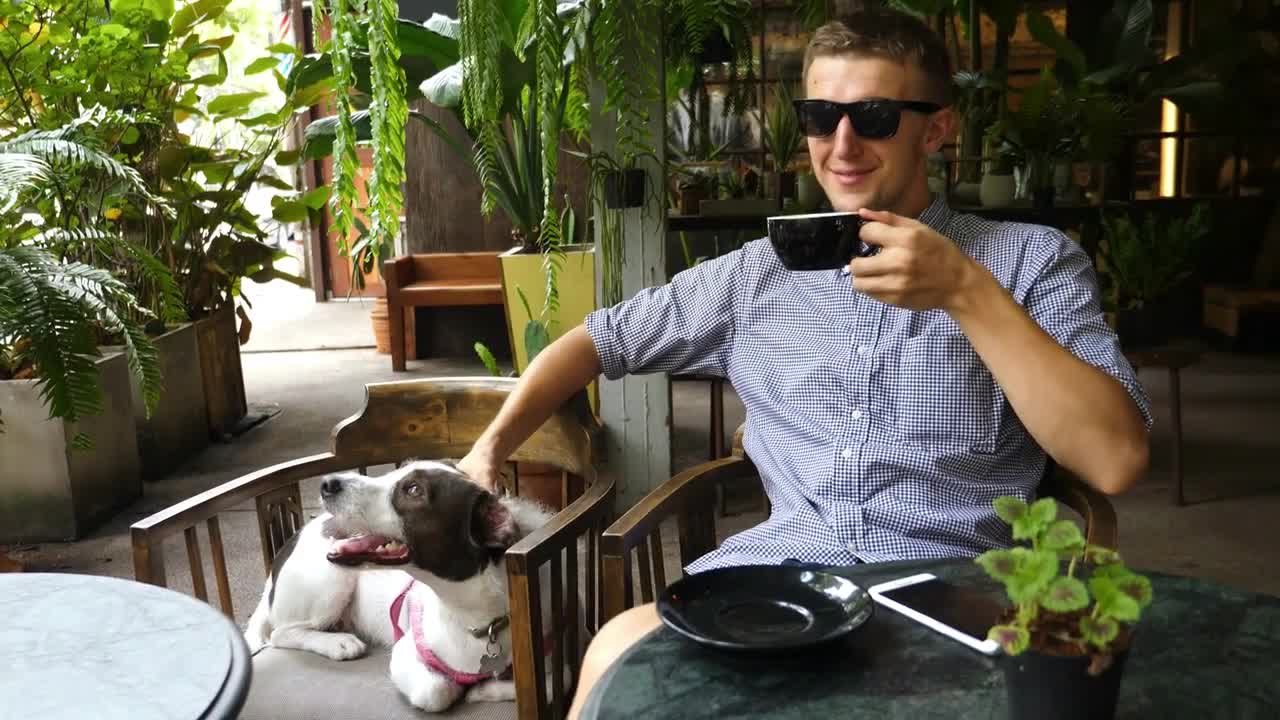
[
  {"x1": 0, "y1": 350, "x2": 141, "y2": 542},
  {"x1": 105, "y1": 323, "x2": 210, "y2": 481},
  {"x1": 195, "y1": 304, "x2": 247, "y2": 439}
]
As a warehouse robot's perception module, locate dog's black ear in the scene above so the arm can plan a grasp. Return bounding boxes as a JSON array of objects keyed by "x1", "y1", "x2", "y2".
[{"x1": 471, "y1": 492, "x2": 518, "y2": 550}]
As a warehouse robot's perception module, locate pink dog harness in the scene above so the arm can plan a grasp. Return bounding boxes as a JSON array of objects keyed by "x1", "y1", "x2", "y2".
[{"x1": 390, "y1": 580, "x2": 502, "y2": 686}]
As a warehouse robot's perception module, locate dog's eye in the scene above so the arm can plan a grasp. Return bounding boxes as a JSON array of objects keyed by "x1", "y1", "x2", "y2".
[{"x1": 403, "y1": 482, "x2": 422, "y2": 497}]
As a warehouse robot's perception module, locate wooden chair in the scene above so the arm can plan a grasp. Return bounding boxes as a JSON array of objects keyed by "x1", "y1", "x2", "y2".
[
  {"x1": 131, "y1": 377, "x2": 613, "y2": 720},
  {"x1": 600, "y1": 423, "x2": 1117, "y2": 621}
]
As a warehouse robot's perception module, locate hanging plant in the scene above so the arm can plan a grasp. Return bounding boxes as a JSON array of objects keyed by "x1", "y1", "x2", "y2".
[{"x1": 316, "y1": 0, "x2": 409, "y2": 290}]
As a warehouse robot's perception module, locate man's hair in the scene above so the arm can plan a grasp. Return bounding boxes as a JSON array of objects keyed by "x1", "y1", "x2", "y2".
[{"x1": 803, "y1": 7, "x2": 953, "y2": 106}]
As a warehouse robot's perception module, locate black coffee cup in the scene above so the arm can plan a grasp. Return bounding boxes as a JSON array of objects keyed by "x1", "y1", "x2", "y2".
[{"x1": 767, "y1": 211, "x2": 879, "y2": 271}]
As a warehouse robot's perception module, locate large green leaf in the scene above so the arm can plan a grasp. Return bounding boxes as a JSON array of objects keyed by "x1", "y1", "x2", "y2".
[
  {"x1": 207, "y1": 92, "x2": 266, "y2": 118},
  {"x1": 399, "y1": 16, "x2": 460, "y2": 69},
  {"x1": 1099, "y1": 0, "x2": 1154, "y2": 71},
  {"x1": 1026, "y1": 11, "x2": 1086, "y2": 77},
  {"x1": 172, "y1": 0, "x2": 233, "y2": 39},
  {"x1": 114, "y1": 0, "x2": 175, "y2": 20}
]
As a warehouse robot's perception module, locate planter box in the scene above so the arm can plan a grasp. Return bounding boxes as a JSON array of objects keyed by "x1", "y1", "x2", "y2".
[
  {"x1": 499, "y1": 245, "x2": 598, "y2": 412},
  {"x1": 0, "y1": 351, "x2": 141, "y2": 542},
  {"x1": 195, "y1": 304, "x2": 247, "y2": 439},
  {"x1": 498, "y1": 245, "x2": 597, "y2": 375},
  {"x1": 700, "y1": 198, "x2": 779, "y2": 217},
  {"x1": 105, "y1": 323, "x2": 210, "y2": 481}
]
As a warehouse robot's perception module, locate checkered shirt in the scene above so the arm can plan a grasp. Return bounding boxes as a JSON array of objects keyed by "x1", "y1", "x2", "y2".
[{"x1": 585, "y1": 195, "x2": 1152, "y2": 573}]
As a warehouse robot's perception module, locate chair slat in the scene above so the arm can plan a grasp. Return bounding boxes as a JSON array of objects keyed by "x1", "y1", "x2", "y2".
[
  {"x1": 206, "y1": 517, "x2": 234, "y2": 618},
  {"x1": 549, "y1": 552, "x2": 565, "y2": 717},
  {"x1": 566, "y1": 535, "x2": 581, "y2": 681},
  {"x1": 269, "y1": 503, "x2": 286, "y2": 558},
  {"x1": 586, "y1": 529, "x2": 598, "y2": 633},
  {"x1": 254, "y1": 495, "x2": 274, "y2": 573},
  {"x1": 636, "y1": 542, "x2": 654, "y2": 604},
  {"x1": 648, "y1": 528, "x2": 667, "y2": 591},
  {"x1": 184, "y1": 526, "x2": 207, "y2": 602}
]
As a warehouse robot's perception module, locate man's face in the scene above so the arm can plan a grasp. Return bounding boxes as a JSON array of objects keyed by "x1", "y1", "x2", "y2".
[{"x1": 804, "y1": 54, "x2": 950, "y2": 215}]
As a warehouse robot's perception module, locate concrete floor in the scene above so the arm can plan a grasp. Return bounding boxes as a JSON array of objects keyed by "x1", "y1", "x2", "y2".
[{"x1": 5, "y1": 290, "x2": 1280, "y2": 626}]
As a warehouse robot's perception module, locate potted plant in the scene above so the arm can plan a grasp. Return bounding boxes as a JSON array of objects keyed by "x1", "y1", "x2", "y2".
[
  {"x1": 674, "y1": 167, "x2": 716, "y2": 215},
  {"x1": 762, "y1": 82, "x2": 803, "y2": 203},
  {"x1": 979, "y1": 122, "x2": 1017, "y2": 207},
  {"x1": 1096, "y1": 204, "x2": 1210, "y2": 349},
  {"x1": 977, "y1": 496, "x2": 1153, "y2": 720}
]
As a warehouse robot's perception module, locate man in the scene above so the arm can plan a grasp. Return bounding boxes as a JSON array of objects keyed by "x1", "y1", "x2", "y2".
[{"x1": 458, "y1": 8, "x2": 1152, "y2": 716}]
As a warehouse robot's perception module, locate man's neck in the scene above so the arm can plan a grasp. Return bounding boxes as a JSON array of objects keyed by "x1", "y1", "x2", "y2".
[{"x1": 891, "y1": 183, "x2": 934, "y2": 220}]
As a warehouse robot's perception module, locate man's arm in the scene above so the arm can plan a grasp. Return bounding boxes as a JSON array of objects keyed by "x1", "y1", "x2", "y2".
[
  {"x1": 947, "y1": 266, "x2": 1149, "y2": 495},
  {"x1": 457, "y1": 325, "x2": 602, "y2": 491},
  {"x1": 853, "y1": 209, "x2": 1150, "y2": 496}
]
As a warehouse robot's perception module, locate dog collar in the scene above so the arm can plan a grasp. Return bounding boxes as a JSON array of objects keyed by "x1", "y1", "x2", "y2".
[{"x1": 468, "y1": 615, "x2": 509, "y2": 639}]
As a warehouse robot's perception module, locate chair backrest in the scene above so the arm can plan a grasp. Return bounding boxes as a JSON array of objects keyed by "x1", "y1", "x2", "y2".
[{"x1": 131, "y1": 376, "x2": 611, "y2": 720}]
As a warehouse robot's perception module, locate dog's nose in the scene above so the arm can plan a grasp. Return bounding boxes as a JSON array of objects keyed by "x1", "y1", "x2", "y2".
[{"x1": 320, "y1": 477, "x2": 344, "y2": 497}]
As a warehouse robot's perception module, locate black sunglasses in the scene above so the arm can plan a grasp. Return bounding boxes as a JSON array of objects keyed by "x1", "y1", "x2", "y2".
[{"x1": 792, "y1": 99, "x2": 943, "y2": 139}]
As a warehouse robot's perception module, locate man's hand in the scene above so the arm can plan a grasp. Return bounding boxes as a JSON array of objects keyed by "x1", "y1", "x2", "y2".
[
  {"x1": 456, "y1": 450, "x2": 505, "y2": 494},
  {"x1": 848, "y1": 208, "x2": 982, "y2": 312}
]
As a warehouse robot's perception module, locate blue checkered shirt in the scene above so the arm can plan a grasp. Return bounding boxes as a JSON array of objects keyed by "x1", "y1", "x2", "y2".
[{"x1": 585, "y1": 195, "x2": 1152, "y2": 573}]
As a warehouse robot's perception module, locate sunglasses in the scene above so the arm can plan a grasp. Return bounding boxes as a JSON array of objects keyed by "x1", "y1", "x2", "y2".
[{"x1": 792, "y1": 98, "x2": 943, "y2": 139}]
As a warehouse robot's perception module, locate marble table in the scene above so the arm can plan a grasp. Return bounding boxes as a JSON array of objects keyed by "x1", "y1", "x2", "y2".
[
  {"x1": 0, "y1": 573, "x2": 251, "y2": 720},
  {"x1": 581, "y1": 558, "x2": 1280, "y2": 720}
]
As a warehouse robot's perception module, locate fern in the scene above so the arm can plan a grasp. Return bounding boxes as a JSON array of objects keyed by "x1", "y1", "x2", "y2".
[
  {"x1": 36, "y1": 227, "x2": 186, "y2": 326},
  {"x1": 367, "y1": 0, "x2": 409, "y2": 271},
  {"x1": 0, "y1": 129, "x2": 149, "y2": 198},
  {"x1": 328, "y1": 0, "x2": 364, "y2": 283},
  {"x1": 0, "y1": 246, "x2": 160, "y2": 428},
  {"x1": 460, "y1": 0, "x2": 507, "y2": 218}
]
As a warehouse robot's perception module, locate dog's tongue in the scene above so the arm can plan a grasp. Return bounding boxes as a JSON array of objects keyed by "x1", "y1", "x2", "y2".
[{"x1": 330, "y1": 535, "x2": 390, "y2": 555}]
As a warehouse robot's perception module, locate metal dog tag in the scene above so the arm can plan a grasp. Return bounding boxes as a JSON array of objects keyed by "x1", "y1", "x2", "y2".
[{"x1": 479, "y1": 650, "x2": 506, "y2": 677}]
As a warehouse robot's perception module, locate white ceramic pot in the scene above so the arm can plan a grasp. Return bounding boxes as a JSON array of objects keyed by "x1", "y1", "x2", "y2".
[{"x1": 980, "y1": 173, "x2": 1016, "y2": 207}]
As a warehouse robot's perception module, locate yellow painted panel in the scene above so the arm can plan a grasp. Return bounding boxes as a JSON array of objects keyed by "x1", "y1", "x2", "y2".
[{"x1": 499, "y1": 246, "x2": 598, "y2": 410}]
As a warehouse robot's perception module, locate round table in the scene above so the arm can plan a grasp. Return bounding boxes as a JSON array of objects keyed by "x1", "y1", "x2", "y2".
[
  {"x1": 0, "y1": 573, "x2": 251, "y2": 720},
  {"x1": 581, "y1": 558, "x2": 1280, "y2": 719}
]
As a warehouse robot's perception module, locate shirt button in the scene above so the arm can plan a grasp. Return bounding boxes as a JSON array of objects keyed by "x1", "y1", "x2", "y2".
[
  {"x1": 852, "y1": 408, "x2": 864, "y2": 420},
  {"x1": 848, "y1": 542, "x2": 859, "y2": 553},
  {"x1": 841, "y1": 448, "x2": 853, "y2": 459},
  {"x1": 857, "y1": 344, "x2": 869, "y2": 355}
]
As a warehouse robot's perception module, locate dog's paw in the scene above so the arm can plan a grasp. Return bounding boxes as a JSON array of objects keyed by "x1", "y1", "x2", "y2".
[
  {"x1": 312, "y1": 632, "x2": 367, "y2": 660},
  {"x1": 465, "y1": 679, "x2": 516, "y2": 703},
  {"x1": 405, "y1": 678, "x2": 463, "y2": 712}
]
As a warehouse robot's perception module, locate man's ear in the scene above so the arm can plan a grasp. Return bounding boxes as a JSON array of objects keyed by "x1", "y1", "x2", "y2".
[
  {"x1": 922, "y1": 106, "x2": 954, "y2": 154},
  {"x1": 471, "y1": 493, "x2": 518, "y2": 550}
]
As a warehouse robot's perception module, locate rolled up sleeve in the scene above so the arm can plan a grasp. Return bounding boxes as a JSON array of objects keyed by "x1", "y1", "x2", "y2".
[
  {"x1": 585, "y1": 250, "x2": 743, "y2": 381},
  {"x1": 1022, "y1": 230, "x2": 1154, "y2": 429}
]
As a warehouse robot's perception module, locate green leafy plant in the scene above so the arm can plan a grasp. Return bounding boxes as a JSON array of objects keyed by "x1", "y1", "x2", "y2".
[
  {"x1": 1096, "y1": 204, "x2": 1211, "y2": 311},
  {"x1": 976, "y1": 496, "x2": 1153, "y2": 674},
  {"x1": 762, "y1": 82, "x2": 802, "y2": 174},
  {"x1": 0, "y1": 245, "x2": 159, "y2": 442}
]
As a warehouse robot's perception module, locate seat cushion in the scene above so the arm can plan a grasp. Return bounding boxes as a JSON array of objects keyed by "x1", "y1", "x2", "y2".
[{"x1": 241, "y1": 646, "x2": 515, "y2": 720}]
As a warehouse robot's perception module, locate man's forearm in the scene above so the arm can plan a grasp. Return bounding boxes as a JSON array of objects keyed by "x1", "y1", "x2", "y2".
[
  {"x1": 948, "y1": 266, "x2": 1149, "y2": 495},
  {"x1": 470, "y1": 324, "x2": 604, "y2": 465}
]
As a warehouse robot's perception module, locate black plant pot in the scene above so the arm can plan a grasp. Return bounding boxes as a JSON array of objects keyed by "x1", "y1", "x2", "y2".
[
  {"x1": 697, "y1": 30, "x2": 734, "y2": 64},
  {"x1": 1003, "y1": 649, "x2": 1129, "y2": 720},
  {"x1": 1114, "y1": 306, "x2": 1169, "y2": 351},
  {"x1": 604, "y1": 169, "x2": 646, "y2": 209},
  {"x1": 1033, "y1": 185, "x2": 1056, "y2": 209}
]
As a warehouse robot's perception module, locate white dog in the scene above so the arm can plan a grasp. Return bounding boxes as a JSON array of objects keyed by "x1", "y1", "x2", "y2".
[{"x1": 244, "y1": 460, "x2": 559, "y2": 711}]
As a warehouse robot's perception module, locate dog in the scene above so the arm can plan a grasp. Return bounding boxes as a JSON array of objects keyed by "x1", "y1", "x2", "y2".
[{"x1": 244, "y1": 460, "x2": 560, "y2": 711}]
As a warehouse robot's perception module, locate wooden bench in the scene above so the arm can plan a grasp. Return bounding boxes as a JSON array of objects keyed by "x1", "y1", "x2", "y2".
[
  {"x1": 382, "y1": 252, "x2": 506, "y2": 371},
  {"x1": 1203, "y1": 284, "x2": 1280, "y2": 344}
]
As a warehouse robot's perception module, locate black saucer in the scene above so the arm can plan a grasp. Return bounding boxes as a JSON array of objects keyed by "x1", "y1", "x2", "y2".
[{"x1": 657, "y1": 565, "x2": 874, "y2": 652}]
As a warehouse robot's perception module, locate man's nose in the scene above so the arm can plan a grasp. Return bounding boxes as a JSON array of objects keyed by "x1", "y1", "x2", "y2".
[{"x1": 831, "y1": 115, "x2": 864, "y2": 155}]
